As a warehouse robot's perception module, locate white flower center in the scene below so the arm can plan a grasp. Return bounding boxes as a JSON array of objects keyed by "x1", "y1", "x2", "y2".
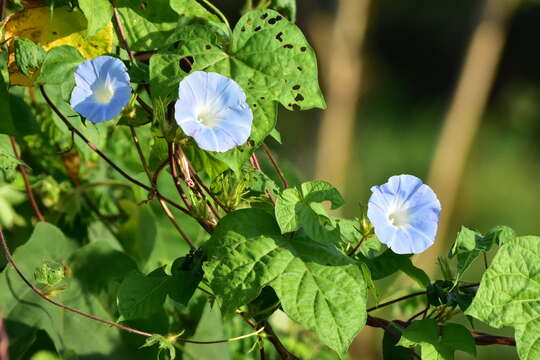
[
  {"x1": 93, "y1": 81, "x2": 115, "y2": 104},
  {"x1": 195, "y1": 102, "x2": 221, "y2": 128},
  {"x1": 388, "y1": 207, "x2": 411, "y2": 228}
]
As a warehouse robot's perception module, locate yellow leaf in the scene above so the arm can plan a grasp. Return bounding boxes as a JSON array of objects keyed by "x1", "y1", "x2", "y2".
[{"x1": 3, "y1": 6, "x2": 113, "y2": 86}]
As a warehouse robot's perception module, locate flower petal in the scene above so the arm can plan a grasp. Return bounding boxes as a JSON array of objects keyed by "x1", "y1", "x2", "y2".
[
  {"x1": 367, "y1": 174, "x2": 441, "y2": 255},
  {"x1": 175, "y1": 71, "x2": 253, "y2": 152},
  {"x1": 70, "y1": 56, "x2": 131, "y2": 124}
]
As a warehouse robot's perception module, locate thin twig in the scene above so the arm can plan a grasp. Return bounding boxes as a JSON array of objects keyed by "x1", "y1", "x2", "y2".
[
  {"x1": 151, "y1": 158, "x2": 169, "y2": 186},
  {"x1": 261, "y1": 321, "x2": 299, "y2": 360},
  {"x1": 407, "y1": 306, "x2": 429, "y2": 323},
  {"x1": 168, "y1": 143, "x2": 192, "y2": 209},
  {"x1": 136, "y1": 96, "x2": 153, "y2": 116},
  {"x1": 129, "y1": 127, "x2": 153, "y2": 181},
  {"x1": 250, "y1": 153, "x2": 276, "y2": 204},
  {"x1": 199, "y1": 0, "x2": 231, "y2": 34},
  {"x1": 39, "y1": 86, "x2": 192, "y2": 219},
  {"x1": 128, "y1": 127, "x2": 195, "y2": 249},
  {"x1": 191, "y1": 171, "x2": 229, "y2": 213},
  {"x1": 9, "y1": 136, "x2": 45, "y2": 222},
  {"x1": 0, "y1": 312, "x2": 9, "y2": 360},
  {"x1": 367, "y1": 283, "x2": 479, "y2": 313},
  {"x1": 367, "y1": 291, "x2": 427, "y2": 313},
  {"x1": 158, "y1": 199, "x2": 195, "y2": 249},
  {"x1": 347, "y1": 234, "x2": 367, "y2": 257},
  {"x1": 0, "y1": 227, "x2": 152, "y2": 337},
  {"x1": 0, "y1": 227, "x2": 270, "y2": 345},
  {"x1": 261, "y1": 142, "x2": 288, "y2": 188},
  {"x1": 110, "y1": 0, "x2": 135, "y2": 62},
  {"x1": 367, "y1": 315, "x2": 515, "y2": 347}
]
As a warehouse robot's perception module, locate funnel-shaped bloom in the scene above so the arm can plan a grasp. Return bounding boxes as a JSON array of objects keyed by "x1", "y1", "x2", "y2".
[
  {"x1": 70, "y1": 56, "x2": 131, "y2": 123},
  {"x1": 367, "y1": 174, "x2": 441, "y2": 254},
  {"x1": 175, "y1": 71, "x2": 253, "y2": 153}
]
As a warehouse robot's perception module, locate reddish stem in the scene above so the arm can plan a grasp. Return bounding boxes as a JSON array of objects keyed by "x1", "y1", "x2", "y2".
[{"x1": 9, "y1": 136, "x2": 45, "y2": 222}]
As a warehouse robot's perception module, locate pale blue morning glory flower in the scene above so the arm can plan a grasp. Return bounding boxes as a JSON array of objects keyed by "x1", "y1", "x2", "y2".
[
  {"x1": 367, "y1": 174, "x2": 441, "y2": 254},
  {"x1": 174, "y1": 71, "x2": 253, "y2": 153},
  {"x1": 70, "y1": 56, "x2": 132, "y2": 123}
]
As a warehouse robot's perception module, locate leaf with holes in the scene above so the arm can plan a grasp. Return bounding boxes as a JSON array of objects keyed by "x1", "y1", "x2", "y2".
[
  {"x1": 203, "y1": 209, "x2": 367, "y2": 356},
  {"x1": 174, "y1": 9, "x2": 325, "y2": 141},
  {"x1": 465, "y1": 235, "x2": 540, "y2": 360},
  {"x1": 270, "y1": 0, "x2": 297, "y2": 22}
]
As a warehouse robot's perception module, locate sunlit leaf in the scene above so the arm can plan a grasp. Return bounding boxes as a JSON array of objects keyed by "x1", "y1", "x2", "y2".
[{"x1": 4, "y1": 6, "x2": 113, "y2": 86}]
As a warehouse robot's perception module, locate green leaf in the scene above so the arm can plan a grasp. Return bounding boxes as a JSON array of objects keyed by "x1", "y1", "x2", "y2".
[
  {"x1": 382, "y1": 323, "x2": 414, "y2": 360},
  {"x1": 0, "y1": 77, "x2": 40, "y2": 137},
  {"x1": 117, "y1": 268, "x2": 171, "y2": 320},
  {"x1": 397, "y1": 320, "x2": 476, "y2": 360},
  {"x1": 173, "y1": 9, "x2": 325, "y2": 145},
  {"x1": 357, "y1": 249, "x2": 430, "y2": 288},
  {"x1": 36, "y1": 45, "x2": 84, "y2": 85},
  {"x1": 0, "y1": 223, "x2": 124, "y2": 356},
  {"x1": 149, "y1": 53, "x2": 183, "y2": 100},
  {"x1": 275, "y1": 180, "x2": 344, "y2": 243},
  {"x1": 170, "y1": 0, "x2": 219, "y2": 22},
  {"x1": 465, "y1": 235, "x2": 540, "y2": 360},
  {"x1": 79, "y1": 0, "x2": 113, "y2": 36},
  {"x1": 449, "y1": 226, "x2": 494, "y2": 284},
  {"x1": 117, "y1": 200, "x2": 158, "y2": 266},
  {"x1": 203, "y1": 209, "x2": 367, "y2": 356},
  {"x1": 0, "y1": 135, "x2": 23, "y2": 180},
  {"x1": 168, "y1": 250, "x2": 205, "y2": 305},
  {"x1": 484, "y1": 225, "x2": 516, "y2": 246},
  {"x1": 270, "y1": 0, "x2": 296, "y2": 22},
  {"x1": 69, "y1": 240, "x2": 138, "y2": 312},
  {"x1": 116, "y1": 0, "x2": 182, "y2": 51},
  {"x1": 14, "y1": 37, "x2": 46, "y2": 77}
]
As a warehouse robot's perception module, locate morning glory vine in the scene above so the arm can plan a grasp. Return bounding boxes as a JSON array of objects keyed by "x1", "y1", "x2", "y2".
[{"x1": 0, "y1": 1, "x2": 535, "y2": 360}]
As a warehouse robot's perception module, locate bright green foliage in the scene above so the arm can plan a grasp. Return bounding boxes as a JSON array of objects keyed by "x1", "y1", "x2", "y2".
[
  {"x1": 275, "y1": 180, "x2": 344, "y2": 243},
  {"x1": 170, "y1": 0, "x2": 219, "y2": 21},
  {"x1": 149, "y1": 54, "x2": 184, "y2": 100},
  {"x1": 14, "y1": 37, "x2": 46, "y2": 77},
  {"x1": 397, "y1": 320, "x2": 476, "y2": 360},
  {"x1": 449, "y1": 226, "x2": 494, "y2": 284},
  {"x1": 36, "y1": 46, "x2": 85, "y2": 85},
  {"x1": 79, "y1": 0, "x2": 113, "y2": 36},
  {"x1": 466, "y1": 235, "x2": 540, "y2": 360},
  {"x1": 172, "y1": 9, "x2": 325, "y2": 140},
  {"x1": 116, "y1": 0, "x2": 219, "y2": 51},
  {"x1": 34, "y1": 261, "x2": 65, "y2": 286},
  {"x1": 203, "y1": 209, "x2": 367, "y2": 356}
]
